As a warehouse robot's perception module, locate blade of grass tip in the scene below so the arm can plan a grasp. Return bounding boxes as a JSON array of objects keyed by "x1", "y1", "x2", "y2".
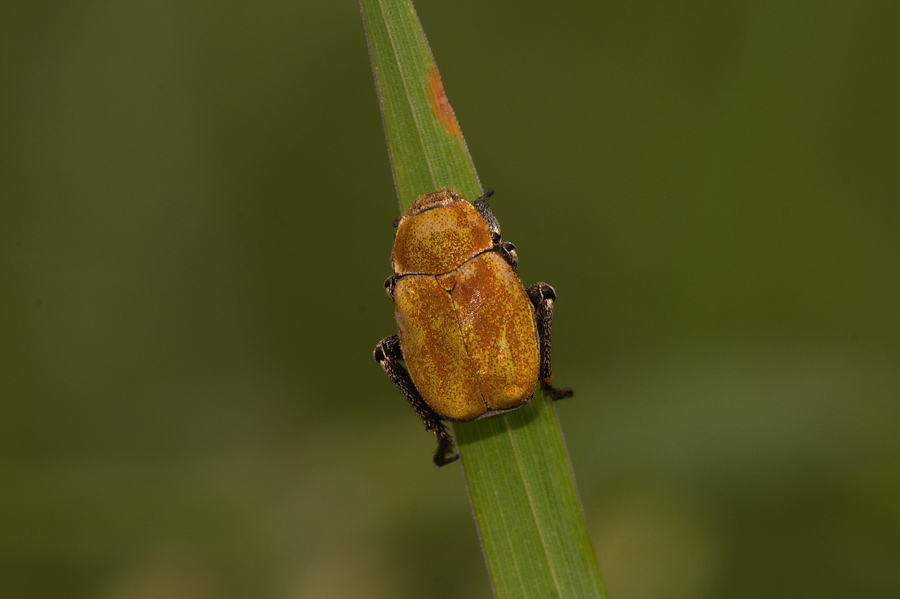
[
  {"x1": 360, "y1": 0, "x2": 480, "y2": 210},
  {"x1": 360, "y1": 1, "x2": 605, "y2": 597}
]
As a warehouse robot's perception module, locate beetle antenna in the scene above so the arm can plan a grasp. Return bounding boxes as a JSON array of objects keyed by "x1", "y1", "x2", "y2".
[{"x1": 478, "y1": 188, "x2": 495, "y2": 203}]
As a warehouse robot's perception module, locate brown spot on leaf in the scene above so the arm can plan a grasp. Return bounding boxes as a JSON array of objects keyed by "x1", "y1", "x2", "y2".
[{"x1": 427, "y1": 67, "x2": 460, "y2": 137}]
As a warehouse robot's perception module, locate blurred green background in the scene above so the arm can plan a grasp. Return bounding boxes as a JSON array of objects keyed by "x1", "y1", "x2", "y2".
[{"x1": 2, "y1": 1, "x2": 899, "y2": 598}]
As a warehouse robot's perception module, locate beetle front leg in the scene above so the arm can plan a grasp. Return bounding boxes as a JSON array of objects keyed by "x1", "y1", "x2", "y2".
[
  {"x1": 473, "y1": 189, "x2": 502, "y2": 243},
  {"x1": 373, "y1": 335, "x2": 459, "y2": 466},
  {"x1": 526, "y1": 283, "x2": 574, "y2": 400},
  {"x1": 495, "y1": 242, "x2": 519, "y2": 273}
]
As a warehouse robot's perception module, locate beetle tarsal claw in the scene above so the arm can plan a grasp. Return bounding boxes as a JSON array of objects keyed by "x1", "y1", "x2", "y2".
[
  {"x1": 435, "y1": 451, "x2": 460, "y2": 466},
  {"x1": 430, "y1": 425, "x2": 458, "y2": 466},
  {"x1": 541, "y1": 378, "x2": 575, "y2": 401}
]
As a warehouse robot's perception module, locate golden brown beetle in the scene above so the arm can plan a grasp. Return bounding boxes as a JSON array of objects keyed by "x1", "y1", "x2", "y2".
[{"x1": 374, "y1": 189, "x2": 572, "y2": 465}]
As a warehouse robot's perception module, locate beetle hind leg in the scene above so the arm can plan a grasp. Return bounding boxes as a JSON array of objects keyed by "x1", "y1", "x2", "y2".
[
  {"x1": 374, "y1": 335, "x2": 459, "y2": 466},
  {"x1": 526, "y1": 283, "x2": 574, "y2": 400}
]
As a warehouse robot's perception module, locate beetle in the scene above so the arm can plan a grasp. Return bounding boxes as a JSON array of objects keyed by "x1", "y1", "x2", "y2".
[{"x1": 374, "y1": 188, "x2": 572, "y2": 465}]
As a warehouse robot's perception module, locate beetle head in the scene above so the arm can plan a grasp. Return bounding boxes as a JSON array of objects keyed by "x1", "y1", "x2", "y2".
[{"x1": 391, "y1": 189, "x2": 493, "y2": 275}]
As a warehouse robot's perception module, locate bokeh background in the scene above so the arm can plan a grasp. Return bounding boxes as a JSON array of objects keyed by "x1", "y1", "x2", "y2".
[{"x1": 2, "y1": 1, "x2": 899, "y2": 598}]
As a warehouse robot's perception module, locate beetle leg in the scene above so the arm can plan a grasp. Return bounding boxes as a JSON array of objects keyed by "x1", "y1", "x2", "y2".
[
  {"x1": 526, "y1": 283, "x2": 574, "y2": 400},
  {"x1": 473, "y1": 189, "x2": 502, "y2": 244},
  {"x1": 495, "y1": 242, "x2": 519, "y2": 273},
  {"x1": 383, "y1": 274, "x2": 398, "y2": 300},
  {"x1": 374, "y1": 335, "x2": 459, "y2": 466}
]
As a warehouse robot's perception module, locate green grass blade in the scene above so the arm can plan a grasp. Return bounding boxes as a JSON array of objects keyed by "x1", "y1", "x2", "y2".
[
  {"x1": 360, "y1": 1, "x2": 605, "y2": 597},
  {"x1": 455, "y1": 397, "x2": 606, "y2": 599},
  {"x1": 360, "y1": 0, "x2": 480, "y2": 211}
]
